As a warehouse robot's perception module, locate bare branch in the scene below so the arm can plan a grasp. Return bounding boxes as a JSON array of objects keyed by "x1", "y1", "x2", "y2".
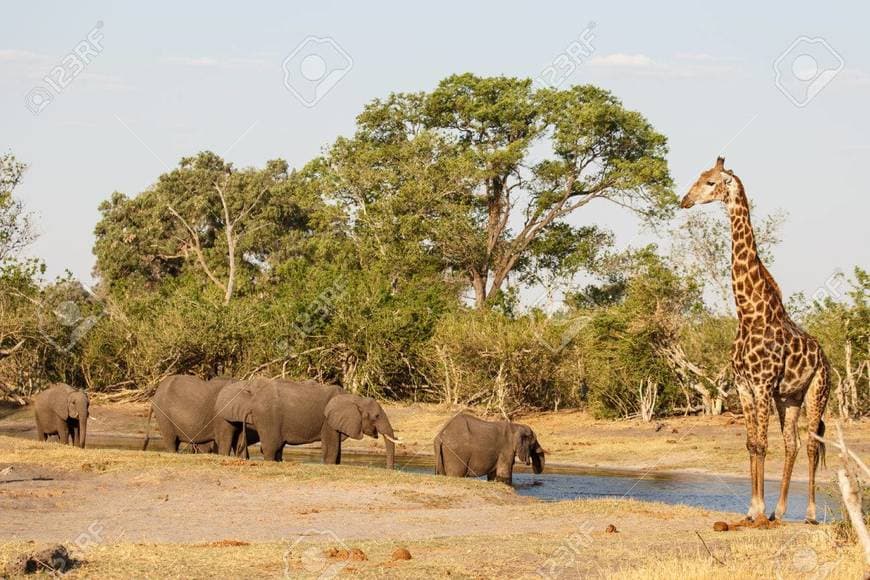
[
  {"x1": 167, "y1": 205, "x2": 227, "y2": 294},
  {"x1": 213, "y1": 179, "x2": 236, "y2": 305}
]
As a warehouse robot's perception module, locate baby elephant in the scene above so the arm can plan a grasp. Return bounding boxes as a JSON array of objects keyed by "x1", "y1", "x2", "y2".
[
  {"x1": 33, "y1": 383, "x2": 89, "y2": 448},
  {"x1": 434, "y1": 413, "x2": 545, "y2": 484}
]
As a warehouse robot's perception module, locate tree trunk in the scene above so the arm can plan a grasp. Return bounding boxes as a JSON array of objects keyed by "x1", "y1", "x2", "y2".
[{"x1": 470, "y1": 269, "x2": 488, "y2": 309}]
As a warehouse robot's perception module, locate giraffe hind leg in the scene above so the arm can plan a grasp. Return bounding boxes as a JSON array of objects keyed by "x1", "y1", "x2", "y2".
[
  {"x1": 804, "y1": 362, "x2": 830, "y2": 524},
  {"x1": 772, "y1": 398, "x2": 801, "y2": 521}
]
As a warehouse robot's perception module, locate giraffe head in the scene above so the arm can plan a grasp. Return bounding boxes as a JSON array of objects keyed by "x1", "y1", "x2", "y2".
[{"x1": 680, "y1": 156, "x2": 737, "y2": 209}]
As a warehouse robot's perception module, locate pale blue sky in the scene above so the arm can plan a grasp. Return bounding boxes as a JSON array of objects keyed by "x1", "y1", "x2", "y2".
[{"x1": 2, "y1": 1, "x2": 868, "y2": 302}]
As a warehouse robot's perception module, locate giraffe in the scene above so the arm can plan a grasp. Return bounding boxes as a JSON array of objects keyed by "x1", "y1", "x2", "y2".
[{"x1": 680, "y1": 157, "x2": 830, "y2": 523}]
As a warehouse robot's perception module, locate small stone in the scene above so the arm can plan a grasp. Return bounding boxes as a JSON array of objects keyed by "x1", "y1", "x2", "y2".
[
  {"x1": 713, "y1": 521, "x2": 729, "y2": 532},
  {"x1": 605, "y1": 524, "x2": 618, "y2": 533},
  {"x1": 392, "y1": 547, "x2": 412, "y2": 561}
]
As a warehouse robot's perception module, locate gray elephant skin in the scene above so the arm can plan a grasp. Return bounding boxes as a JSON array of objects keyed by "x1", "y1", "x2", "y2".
[
  {"x1": 33, "y1": 383, "x2": 89, "y2": 448},
  {"x1": 143, "y1": 374, "x2": 236, "y2": 452},
  {"x1": 213, "y1": 379, "x2": 398, "y2": 468},
  {"x1": 212, "y1": 379, "x2": 262, "y2": 458},
  {"x1": 434, "y1": 413, "x2": 545, "y2": 484}
]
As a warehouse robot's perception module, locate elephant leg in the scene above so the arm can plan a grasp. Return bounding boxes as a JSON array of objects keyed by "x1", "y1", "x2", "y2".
[
  {"x1": 260, "y1": 438, "x2": 282, "y2": 461},
  {"x1": 155, "y1": 414, "x2": 180, "y2": 452},
  {"x1": 321, "y1": 425, "x2": 340, "y2": 465},
  {"x1": 57, "y1": 422, "x2": 70, "y2": 446},
  {"x1": 214, "y1": 420, "x2": 236, "y2": 456},
  {"x1": 494, "y1": 458, "x2": 514, "y2": 485},
  {"x1": 486, "y1": 471, "x2": 496, "y2": 481}
]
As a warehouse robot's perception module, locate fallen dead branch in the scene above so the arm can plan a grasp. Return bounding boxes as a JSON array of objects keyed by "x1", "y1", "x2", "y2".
[{"x1": 812, "y1": 422, "x2": 870, "y2": 572}]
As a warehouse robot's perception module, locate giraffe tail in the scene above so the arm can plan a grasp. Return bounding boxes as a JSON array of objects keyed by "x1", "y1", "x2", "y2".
[{"x1": 815, "y1": 419, "x2": 826, "y2": 470}]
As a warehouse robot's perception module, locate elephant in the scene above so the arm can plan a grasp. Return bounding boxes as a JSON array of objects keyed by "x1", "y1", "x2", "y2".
[
  {"x1": 213, "y1": 379, "x2": 265, "y2": 458},
  {"x1": 434, "y1": 413, "x2": 545, "y2": 484},
  {"x1": 143, "y1": 375, "x2": 236, "y2": 452},
  {"x1": 231, "y1": 379, "x2": 398, "y2": 467},
  {"x1": 33, "y1": 383, "x2": 89, "y2": 448}
]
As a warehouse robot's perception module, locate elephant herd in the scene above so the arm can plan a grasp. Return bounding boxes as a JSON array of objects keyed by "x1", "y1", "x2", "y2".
[
  {"x1": 142, "y1": 375, "x2": 398, "y2": 469},
  {"x1": 33, "y1": 375, "x2": 547, "y2": 484}
]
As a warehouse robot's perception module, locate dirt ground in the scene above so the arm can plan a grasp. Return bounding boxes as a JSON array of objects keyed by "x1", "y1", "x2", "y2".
[
  {"x1": 0, "y1": 402, "x2": 867, "y2": 578},
  {"x1": 0, "y1": 437, "x2": 863, "y2": 578}
]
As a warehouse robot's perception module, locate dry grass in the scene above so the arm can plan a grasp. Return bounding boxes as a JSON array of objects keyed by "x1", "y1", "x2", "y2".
[{"x1": 0, "y1": 523, "x2": 861, "y2": 579}]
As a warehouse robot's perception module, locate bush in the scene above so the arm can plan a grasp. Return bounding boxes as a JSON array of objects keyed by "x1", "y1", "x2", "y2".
[{"x1": 423, "y1": 309, "x2": 585, "y2": 412}]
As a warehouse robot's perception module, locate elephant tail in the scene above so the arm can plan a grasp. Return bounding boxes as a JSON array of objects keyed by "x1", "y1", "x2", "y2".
[
  {"x1": 434, "y1": 436, "x2": 444, "y2": 475},
  {"x1": 142, "y1": 406, "x2": 153, "y2": 451}
]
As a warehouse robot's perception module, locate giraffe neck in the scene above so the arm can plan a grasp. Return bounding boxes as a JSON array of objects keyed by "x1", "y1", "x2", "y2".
[{"x1": 725, "y1": 177, "x2": 780, "y2": 318}]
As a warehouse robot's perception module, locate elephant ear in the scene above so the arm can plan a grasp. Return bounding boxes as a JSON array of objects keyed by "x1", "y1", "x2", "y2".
[
  {"x1": 49, "y1": 385, "x2": 71, "y2": 418},
  {"x1": 324, "y1": 395, "x2": 363, "y2": 440}
]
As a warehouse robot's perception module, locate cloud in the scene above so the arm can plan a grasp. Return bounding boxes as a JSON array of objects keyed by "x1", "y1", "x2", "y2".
[
  {"x1": 673, "y1": 52, "x2": 739, "y2": 63},
  {"x1": 0, "y1": 47, "x2": 131, "y2": 92},
  {"x1": 164, "y1": 56, "x2": 268, "y2": 69},
  {"x1": 840, "y1": 67, "x2": 870, "y2": 88},
  {"x1": 586, "y1": 52, "x2": 740, "y2": 79},
  {"x1": 587, "y1": 53, "x2": 655, "y2": 68},
  {"x1": 0, "y1": 49, "x2": 43, "y2": 62}
]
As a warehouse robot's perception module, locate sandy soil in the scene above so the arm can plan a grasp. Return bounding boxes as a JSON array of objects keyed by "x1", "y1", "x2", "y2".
[{"x1": 0, "y1": 436, "x2": 862, "y2": 578}]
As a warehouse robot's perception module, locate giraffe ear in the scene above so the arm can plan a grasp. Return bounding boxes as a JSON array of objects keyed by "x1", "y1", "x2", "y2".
[{"x1": 715, "y1": 156, "x2": 725, "y2": 170}]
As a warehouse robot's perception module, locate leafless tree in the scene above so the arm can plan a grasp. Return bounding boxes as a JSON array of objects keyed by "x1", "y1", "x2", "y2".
[{"x1": 168, "y1": 175, "x2": 265, "y2": 305}]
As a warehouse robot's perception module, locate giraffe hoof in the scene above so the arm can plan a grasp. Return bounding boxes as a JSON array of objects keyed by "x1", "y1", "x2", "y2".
[{"x1": 804, "y1": 518, "x2": 819, "y2": 525}]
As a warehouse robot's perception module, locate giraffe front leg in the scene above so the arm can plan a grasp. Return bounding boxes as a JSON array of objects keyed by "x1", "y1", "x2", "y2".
[
  {"x1": 735, "y1": 376, "x2": 762, "y2": 520},
  {"x1": 751, "y1": 390, "x2": 772, "y2": 521}
]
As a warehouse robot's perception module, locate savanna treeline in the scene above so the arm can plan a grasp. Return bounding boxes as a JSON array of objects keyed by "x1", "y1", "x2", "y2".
[{"x1": 1, "y1": 75, "x2": 867, "y2": 420}]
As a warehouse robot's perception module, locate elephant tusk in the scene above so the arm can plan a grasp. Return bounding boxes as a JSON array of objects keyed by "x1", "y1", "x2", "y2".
[{"x1": 382, "y1": 433, "x2": 403, "y2": 444}]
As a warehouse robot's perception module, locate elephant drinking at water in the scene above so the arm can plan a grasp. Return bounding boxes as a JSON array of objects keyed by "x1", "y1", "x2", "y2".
[
  {"x1": 34, "y1": 383, "x2": 89, "y2": 448},
  {"x1": 434, "y1": 413, "x2": 545, "y2": 484}
]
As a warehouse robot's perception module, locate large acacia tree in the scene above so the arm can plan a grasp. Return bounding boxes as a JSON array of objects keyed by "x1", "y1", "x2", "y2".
[{"x1": 326, "y1": 74, "x2": 675, "y2": 309}]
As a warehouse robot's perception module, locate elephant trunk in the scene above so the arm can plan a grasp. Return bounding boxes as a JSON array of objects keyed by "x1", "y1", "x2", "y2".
[
  {"x1": 376, "y1": 416, "x2": 396, "y2": 470},
  {"x1": 79, "y1": 408, "x2": 88, "y2": 449},
  {"x1": 531, "y1": 445, "x2": 545, "y2": 474}
]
